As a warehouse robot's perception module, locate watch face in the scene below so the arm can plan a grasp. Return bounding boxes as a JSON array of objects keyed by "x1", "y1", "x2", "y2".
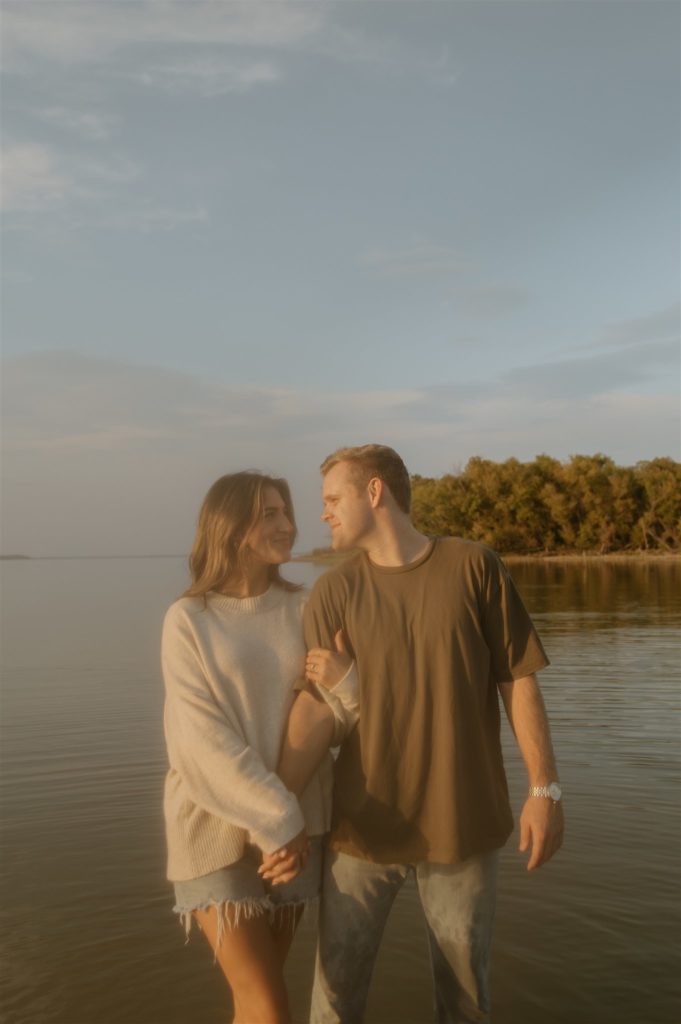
[{"x1": 548, "y1": 782, "x2": 562, "y2": 801}]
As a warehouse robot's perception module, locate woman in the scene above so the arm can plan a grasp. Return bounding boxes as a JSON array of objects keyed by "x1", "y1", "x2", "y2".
[{"x1": 161, "y1": 471, "x2": 357, "y2": 1024}]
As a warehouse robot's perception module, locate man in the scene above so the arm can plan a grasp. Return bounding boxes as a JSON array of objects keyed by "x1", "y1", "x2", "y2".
[{"x1": 302, "y1": 444, "x2": 564, "y2": 1024}]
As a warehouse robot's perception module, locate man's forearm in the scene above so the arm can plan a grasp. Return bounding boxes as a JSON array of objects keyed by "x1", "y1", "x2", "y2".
[{"x1": 498, "y1": 673, "x2": 559, "y2": 785}]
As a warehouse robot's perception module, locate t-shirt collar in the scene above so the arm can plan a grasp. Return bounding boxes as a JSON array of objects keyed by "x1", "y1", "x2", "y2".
[{"x1": 364, "y1": 537, "x2": 438, "y2": 575}]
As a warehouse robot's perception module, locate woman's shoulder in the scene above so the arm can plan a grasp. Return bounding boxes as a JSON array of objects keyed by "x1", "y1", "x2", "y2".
[{"x1": 162, "y1": 595, "x2": 206, "y2": 634}]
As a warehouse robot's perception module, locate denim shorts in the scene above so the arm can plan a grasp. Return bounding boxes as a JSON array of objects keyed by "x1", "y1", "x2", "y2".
[{"x1": 173, "y1": 837, "x2": 322, "y2": 947}]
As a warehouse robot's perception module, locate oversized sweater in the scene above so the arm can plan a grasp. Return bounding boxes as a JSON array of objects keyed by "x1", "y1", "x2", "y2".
[{"x1": 161, "y1": 584, "x2": 358, "y2": 882}]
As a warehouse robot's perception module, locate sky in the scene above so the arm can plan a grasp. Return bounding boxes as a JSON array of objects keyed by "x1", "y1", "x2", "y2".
[{"x1": 1, "y1": 0, "x2": 679, "y2": 556}]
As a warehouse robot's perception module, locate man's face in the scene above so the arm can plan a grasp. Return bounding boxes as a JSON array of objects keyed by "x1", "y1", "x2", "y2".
[{"x1": 321, "y1": 461, "x2": 374, "y2": 550}]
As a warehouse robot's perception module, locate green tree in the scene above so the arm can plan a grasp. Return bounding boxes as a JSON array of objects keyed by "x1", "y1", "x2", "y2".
[
  {"x1": 410, "y1": 453, "x2": 680, "y2": 554},
  {"x1": 633, "y1": 458, "x2": 681, "y2": 550}
]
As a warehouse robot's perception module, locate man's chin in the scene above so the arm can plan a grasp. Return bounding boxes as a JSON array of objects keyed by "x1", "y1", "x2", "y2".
[{"x1": 330, "y1": 532, "x2": 351, "y2": 552}]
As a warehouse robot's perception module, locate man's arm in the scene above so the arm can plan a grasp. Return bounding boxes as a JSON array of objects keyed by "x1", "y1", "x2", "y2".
[{"x1": 497, "y1": 673, "x2": 564, "y2": 871}]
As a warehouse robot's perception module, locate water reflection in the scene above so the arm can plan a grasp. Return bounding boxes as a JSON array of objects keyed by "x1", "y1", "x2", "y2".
[
  {"x1": 0, "y1": 557, "x2": 679, "y2": 1023},
  {"x1": 509, "y1": 557, "x2": 681, "y2": 623}
]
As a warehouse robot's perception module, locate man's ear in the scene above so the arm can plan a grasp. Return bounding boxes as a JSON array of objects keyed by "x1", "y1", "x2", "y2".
[{"x1": 367, "y1": 477, "x2": 383, "y2": 507}]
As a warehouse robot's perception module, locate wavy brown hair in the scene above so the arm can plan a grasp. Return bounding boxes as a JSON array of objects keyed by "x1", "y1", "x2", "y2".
[{"x1": 183, "y1": 471, "x2": 301, "y2": 599}]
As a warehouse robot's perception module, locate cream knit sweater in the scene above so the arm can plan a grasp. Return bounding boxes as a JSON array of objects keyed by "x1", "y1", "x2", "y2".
[{"x1": 162, "y1": 584, "x2": 358, "y2": 882}]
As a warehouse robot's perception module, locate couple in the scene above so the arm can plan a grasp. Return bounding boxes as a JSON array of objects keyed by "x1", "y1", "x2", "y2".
[{"x1": 161, "y1": 444, "x2": 564, "y2": 1024}]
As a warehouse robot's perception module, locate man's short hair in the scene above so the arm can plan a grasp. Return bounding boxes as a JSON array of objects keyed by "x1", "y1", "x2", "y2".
[{"x1": 320, "y1": 444, "x2": 411, "y2": 514}]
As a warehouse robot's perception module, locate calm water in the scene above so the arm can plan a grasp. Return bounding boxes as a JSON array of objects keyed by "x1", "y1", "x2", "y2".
[{"x1": 1, "y1": 557, "x2": 679, "y2": 1024}]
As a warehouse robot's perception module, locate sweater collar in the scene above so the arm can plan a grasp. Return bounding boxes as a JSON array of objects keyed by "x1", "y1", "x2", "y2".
[{"x1": 206, "y1": 584, "x2": 286, "y2": 614}]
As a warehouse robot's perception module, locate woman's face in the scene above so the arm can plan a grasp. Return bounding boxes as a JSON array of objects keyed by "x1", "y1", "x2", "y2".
[{"x1": 244, "y1": 485, "x2": 295, "y2": 566}]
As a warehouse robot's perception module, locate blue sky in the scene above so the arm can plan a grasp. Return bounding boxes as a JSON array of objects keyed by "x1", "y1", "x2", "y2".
[{"x1": 2, "y1": 1, "x2": 679, "y2": 555}]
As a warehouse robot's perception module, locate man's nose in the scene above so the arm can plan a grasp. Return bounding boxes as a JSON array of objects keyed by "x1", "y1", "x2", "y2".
[{"x1": 321, "y1": 509, "x2": 331, "y2": 522}]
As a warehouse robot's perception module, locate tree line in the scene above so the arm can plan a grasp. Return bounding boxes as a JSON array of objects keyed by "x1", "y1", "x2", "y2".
[{"x1": 410, "y1": 455, "x2": 681, "y2": 554}]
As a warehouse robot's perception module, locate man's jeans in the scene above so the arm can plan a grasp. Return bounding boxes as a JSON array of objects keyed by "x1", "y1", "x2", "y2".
[{"x1": 310, "y1": 847, "x2": 498, "y2": 1024}]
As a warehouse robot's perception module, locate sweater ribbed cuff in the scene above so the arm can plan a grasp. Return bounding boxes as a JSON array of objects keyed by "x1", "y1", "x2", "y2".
[
  {"x1": 249, "y1": 800, "x2": 306, "y2": 855},
  {"x1": 314, "y1": 663, "x2": 360, "y2": 745}
]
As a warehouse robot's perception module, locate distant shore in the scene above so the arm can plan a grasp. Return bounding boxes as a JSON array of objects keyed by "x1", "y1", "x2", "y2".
[
  {"x1": 293, "y1": 548, "x2": 680, "y2": 565},
  {"x1": 3, "y1": 550, "x2": 678, "y2": 564}
]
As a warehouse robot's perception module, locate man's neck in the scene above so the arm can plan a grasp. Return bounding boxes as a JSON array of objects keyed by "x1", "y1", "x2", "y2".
[{"x1": 363, "y1": 520, "x2": 431, "y2": 568}]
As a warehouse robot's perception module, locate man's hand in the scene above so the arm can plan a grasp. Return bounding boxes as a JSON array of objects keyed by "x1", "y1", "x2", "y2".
[
  {"x1": 518, "y1": 796, "x2": 564, "y2": 870},
  {"x1": 257, "y1": 828, "x2": 310, "y2": 886},
  {"x1": 305, "y1": 630, "x2": 352, "y2": 690}
]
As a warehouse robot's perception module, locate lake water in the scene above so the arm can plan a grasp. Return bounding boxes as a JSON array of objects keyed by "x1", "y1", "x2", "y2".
[{"x1": 1, "y1": 557, "x2": 679, "y2": 1024}]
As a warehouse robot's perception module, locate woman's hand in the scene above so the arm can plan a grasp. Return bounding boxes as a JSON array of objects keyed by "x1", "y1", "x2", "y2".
[
  {"x1": 258, "y1": 828, "x2": 310, "y2": 886},
  {"x1": 305, "y1": 630, "x2": 353, "y2": 690}
]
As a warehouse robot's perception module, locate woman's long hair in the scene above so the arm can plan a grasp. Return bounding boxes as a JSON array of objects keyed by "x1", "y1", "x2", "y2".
[{"x1": 182, "y1": 471, "x2": 301, "y2": 600}]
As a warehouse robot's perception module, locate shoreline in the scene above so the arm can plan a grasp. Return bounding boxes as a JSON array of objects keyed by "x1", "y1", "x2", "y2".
[{"x1": 293, "y1": 549, "x2": 680, "y2": 565}]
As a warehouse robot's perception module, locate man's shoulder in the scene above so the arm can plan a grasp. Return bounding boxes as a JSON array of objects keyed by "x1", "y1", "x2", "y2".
[
  {"x1": 309, "y1": 553, "x2": 364, "y2": 599},
  {"x1": 434, "y1": 536, "x2": 500, "y2": 570},
  {"x1": 318, "y1": 552, "x2": 364, "y2": 582}
]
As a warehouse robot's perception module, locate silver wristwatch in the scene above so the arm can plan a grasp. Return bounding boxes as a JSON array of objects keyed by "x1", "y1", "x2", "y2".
[{"x1": 529, "y1": 782, "x2": 562, "y2": 802}]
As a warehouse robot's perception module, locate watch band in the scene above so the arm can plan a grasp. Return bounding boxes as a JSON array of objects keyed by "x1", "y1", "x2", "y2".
[{"x1": 529, "y1": 782, "x2": 562, "y2": 801}]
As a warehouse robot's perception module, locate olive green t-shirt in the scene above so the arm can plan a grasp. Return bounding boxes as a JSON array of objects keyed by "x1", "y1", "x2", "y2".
[{"x1": 304, "y1": 537, "x2": 549, "y2": 865}]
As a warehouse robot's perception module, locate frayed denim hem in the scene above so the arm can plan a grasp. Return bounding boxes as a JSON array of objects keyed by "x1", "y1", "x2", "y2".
[
  {"x1": 271, "y1": 894, "x2": 319, "y2": 937},
  {"x1": 173, "y1": 895, "x2": 318, "y2": 957}
]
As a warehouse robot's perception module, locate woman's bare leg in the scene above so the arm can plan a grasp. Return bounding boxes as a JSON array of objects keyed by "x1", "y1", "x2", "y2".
[
  {"x1": 271, "y1": 903, "x2": 305, "y2": 964},
  {"x1": 194, "y1": 906, "x2": 291, "y2": 1024}
]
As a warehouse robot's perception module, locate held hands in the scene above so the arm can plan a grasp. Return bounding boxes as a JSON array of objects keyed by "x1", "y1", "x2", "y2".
[
  {"x1": 519, "y1": 796, "x2": 564, "y2": 870},
  {"x1": 305, "y1": 630, "x2": 352, "y2": 690},
  {"x1": 258, "y1": 828, "x2": 310, "y2": 886}
]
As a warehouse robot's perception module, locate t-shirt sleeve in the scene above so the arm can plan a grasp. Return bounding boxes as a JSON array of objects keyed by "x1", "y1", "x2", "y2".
[
  {"x1": 303, "y1": 574, "x2": 343, "y2": 649},
  {"x1": 480, "y1": 552, "x2": 550, "y2": 684},
  {"x1": 301, "y1": 573, "x2": 359, "y2": 744}
]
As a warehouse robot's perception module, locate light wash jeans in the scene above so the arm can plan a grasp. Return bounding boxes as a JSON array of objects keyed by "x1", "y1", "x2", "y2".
[{"x1": 310, "y1": 847, "x2": 498, "y2": 1024}]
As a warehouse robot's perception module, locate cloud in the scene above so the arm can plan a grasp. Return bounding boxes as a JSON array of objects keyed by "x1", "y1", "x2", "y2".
[
  {"x1": 1, "y1": 141, "x2": 139, "y2": 211},
  {"x1": 34, "y1": 106, "x2": 118, "y2": 141},
  {"x1": 2, "y1": 351, "x2": 677, "y2": 555},
  {"x1": 448, "y1": 284, "x2": 530, "y2": 319},
  {"x1": 361, "y1": 242, "x2": 531, "y2": 320},
  {"x1": 3, "y1": 348, "x2": 676, "y2": 459},
  {"x1": 69, "y1": 203, "x2": 208, "y2": 233},
  {"x1": 2, "y1": 1, "x2": 457, "y2": 86},
  {"x1": 0, "y1": 142, "x2": 70, "y2": 211},
  {"x1": 502, "y1": 338, "x2": 678, "y2": 401},
  {"x1": 597, "y1": 301, "x2": 681, "y2": 350},
  {"x1": 124, "y1": 57, "x2": 281, "y2": 96},
  {"x1": 1, "y1": 1, "x2": 326, "y2": 69},
  {"x1": 361, "y1": 243, "x2": 467, "y2": 278},
  {"x1": 1, "y1": 140, "x2": 200, "y2": 232}
]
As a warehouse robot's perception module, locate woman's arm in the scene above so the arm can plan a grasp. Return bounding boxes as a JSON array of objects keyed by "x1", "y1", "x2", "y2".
[
  {"x1": 277, "y1": 629, "x2": 360, "y2": 796},
  {"x1": 260, "y1": 693, "x2": 337, "y2": 886},
  {"x1": 304, "y1": 629, "x2": 360, "y2": 745},
  {"x1": 278, "y1": 691, "x2": 336, "y2": 796}
]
